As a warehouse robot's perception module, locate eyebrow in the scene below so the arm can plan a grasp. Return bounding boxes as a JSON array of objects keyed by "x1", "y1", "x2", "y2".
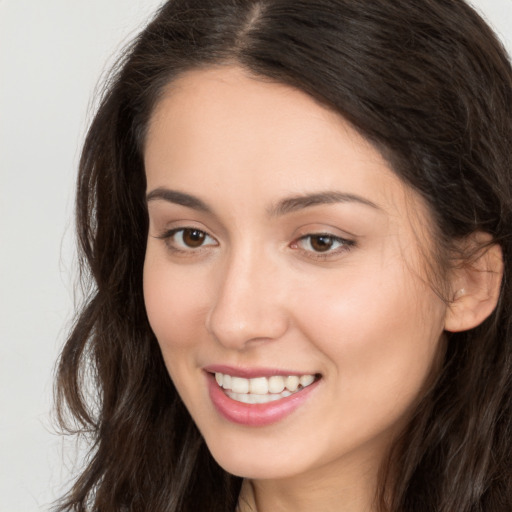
[
  {"x1": 146, "y1": 188, "x2": 212, "y2": 213},
  {"x1": 146, "y1": 187, "x2": 380, "y2": 216},
  {"x1": 268, "y1": 191, "x2": 381, "y2": 217}
]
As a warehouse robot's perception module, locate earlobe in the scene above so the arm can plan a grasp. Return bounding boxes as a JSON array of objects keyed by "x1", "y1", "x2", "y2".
[{"x1": 444, "y1": 235, "x2": 503, "y2": 333}]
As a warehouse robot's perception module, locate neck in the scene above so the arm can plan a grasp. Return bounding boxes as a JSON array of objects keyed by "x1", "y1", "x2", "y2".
[{"x1": 236, "y1": 458, "x2": 381, "y2": 512}]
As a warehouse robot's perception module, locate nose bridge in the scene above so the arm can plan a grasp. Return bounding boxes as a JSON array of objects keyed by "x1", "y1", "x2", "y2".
[{"x1": 206, "y1": 242, "x2": 288, "y2": 349}]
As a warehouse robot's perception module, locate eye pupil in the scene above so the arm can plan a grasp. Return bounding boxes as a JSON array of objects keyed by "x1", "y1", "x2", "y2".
[
  {"x1": 310, "y1": 235, "x2": 334, "y2": 252},
  {"x1": 183, "y1": 229, "x2": 206, "y2": 247}
]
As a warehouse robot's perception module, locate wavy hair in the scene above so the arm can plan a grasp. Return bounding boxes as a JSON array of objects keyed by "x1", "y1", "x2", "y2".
[{"x1": 55, "y1": 1, "x2": 512, "y2": 510}]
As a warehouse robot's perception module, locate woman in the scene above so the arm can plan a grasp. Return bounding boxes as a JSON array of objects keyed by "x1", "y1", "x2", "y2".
[{"x1": 55, "y1": 1, "x2": 512, "y2": 511}]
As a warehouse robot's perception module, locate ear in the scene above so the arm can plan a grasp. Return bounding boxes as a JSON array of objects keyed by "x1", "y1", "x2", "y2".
[{"x1": 444, "y1": 233, "x2": 503, "y2": 333}]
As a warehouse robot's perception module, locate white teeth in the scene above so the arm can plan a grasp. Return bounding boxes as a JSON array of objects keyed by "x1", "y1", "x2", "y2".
[
  {"x1": 268, "y1": 375, "x2": 285, "y2": 394},
  {"x1": 214, "y1": 371, "x2": 317, "y2": 402},
  {"x1": 285, "y1": 375, "x2": 300, "y2": 392},
  {"x1": 227, "y1": 389, "x2": 293, "y2": 404},
  {"x1": 249, "y1": 377, "x2": 269, "y2": 395},
  {"x1": 222, "y1": 374, "x2": 232, "y2": 390},
  {"x1": 231, "y1": 376, "x2": 249, "y2": 394},
  {"x1": 300, "y1": 374, "x2": 315, "y2": 387}
]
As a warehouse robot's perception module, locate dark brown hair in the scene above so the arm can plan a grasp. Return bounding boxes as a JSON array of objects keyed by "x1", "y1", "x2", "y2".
[{"x1": 55, "y1": 1, "x2": 512, "y2": 510}]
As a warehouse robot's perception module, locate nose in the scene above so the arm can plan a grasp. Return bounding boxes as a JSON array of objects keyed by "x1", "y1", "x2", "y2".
[{"x1": 205, "y1": 248, "x2": 289, "y2": 350}]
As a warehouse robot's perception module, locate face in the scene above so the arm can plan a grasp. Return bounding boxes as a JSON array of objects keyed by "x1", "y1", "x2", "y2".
[{"x1": 143, "y1": 66, "x2": 449, "y2": 483}]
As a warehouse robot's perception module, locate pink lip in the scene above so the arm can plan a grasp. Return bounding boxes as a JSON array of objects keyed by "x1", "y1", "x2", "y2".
[
  {"x1": 205, "y1": 371, "x2": 320, "y2": 427},
  {"x1": 204, "y1": 364, "x2": 310, "y2": 378}
]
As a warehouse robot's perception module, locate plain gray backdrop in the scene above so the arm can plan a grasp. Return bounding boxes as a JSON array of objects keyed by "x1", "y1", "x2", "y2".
[{"x1": 0, "y1": 1, "x2": 510, "y2": 510}]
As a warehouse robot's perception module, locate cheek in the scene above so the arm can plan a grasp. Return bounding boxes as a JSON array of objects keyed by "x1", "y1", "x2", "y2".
[
  {"x1": 143, "y1": 254, "x2": 213, "y2": 410},
  {"x1": 294, "y1": 262, "x2": 446, "y2": 408},
  {"x1": 143, "y1": 254, "x2": 209, "y2": 351}
]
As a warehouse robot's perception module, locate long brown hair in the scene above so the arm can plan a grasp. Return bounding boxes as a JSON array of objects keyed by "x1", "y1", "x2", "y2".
[{"x1": 55, "y1": 1, "x2": 512, "y2": 510}]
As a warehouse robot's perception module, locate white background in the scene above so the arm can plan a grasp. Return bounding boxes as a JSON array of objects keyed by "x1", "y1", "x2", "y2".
[{"x1": 0, "y1": 1, "x2": 510, "y2": 510}]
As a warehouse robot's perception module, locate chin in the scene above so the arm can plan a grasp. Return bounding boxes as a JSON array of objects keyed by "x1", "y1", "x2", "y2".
[
  {"x1": 214, "y1": 455, "x2": 293, "y2": 480},
  {"x1": 202, "y1": 432, "x2": 309, "y2": 480}
]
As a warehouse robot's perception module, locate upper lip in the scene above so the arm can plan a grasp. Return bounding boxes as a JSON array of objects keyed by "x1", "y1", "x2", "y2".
[{"x1": 203, "y1": 364, "x2": 318, "y2": 379}]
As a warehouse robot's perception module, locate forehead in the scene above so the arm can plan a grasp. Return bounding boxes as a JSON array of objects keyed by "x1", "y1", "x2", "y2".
[{"x1": 144, "y1": 65, "x2": 426, "y2": 225}]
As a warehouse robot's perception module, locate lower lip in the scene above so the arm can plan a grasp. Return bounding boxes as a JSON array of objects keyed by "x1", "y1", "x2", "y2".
[{"x1": 206, "y1": 373, "x2": 319, "y2": 427}]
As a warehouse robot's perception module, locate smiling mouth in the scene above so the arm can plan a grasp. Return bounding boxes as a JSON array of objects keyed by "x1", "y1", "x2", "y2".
[{"x1": 213, "y1": 372, "x2": 319, "y2": 404}]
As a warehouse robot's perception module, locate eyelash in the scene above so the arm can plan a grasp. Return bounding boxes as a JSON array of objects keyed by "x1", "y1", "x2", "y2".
[
  {"x1": 292, "y1": 233, "x2": 355, "y2": 260},
  {"x1": 155, "y1": 228, "x2": 355, "y2": 259},
  {"x1": 156, "y1": 227, "x2": 218, "y2": 254}
]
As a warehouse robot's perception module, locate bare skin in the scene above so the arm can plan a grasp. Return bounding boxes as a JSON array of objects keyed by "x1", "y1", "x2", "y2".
[{"x1": 143, "y1": 66, "x2": 470, "y2": 512}]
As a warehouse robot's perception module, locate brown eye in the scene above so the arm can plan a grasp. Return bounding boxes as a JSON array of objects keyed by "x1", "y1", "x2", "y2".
[
  {"x1": 181, "y1": 229, "x2": 207, "y2": 247},
  {"x1": 160, "y1": 227, "x2": 217, "y2": 251},
  {"x1": 293, "y1": 233, "x2": 354, "y2": 257},
  {"x1": 309, "y1": 235, "x2": 335, "y2": 252}
]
